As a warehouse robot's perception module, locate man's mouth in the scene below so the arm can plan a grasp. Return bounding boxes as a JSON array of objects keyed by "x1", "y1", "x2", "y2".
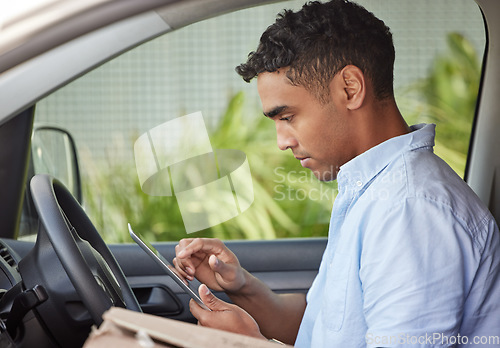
[{"x1": 295, "y1": 156, "x2": 311, "y2": 167}]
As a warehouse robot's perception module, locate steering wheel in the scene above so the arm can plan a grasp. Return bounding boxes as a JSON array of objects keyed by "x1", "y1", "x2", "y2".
[{"x1": 18, "y1": 174, "x2": 141, "y2": 346}]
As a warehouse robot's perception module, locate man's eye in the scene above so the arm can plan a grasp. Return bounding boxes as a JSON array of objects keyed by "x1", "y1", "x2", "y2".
[{"x1": 280, "y1": 115, "x2": 293, "y2": 122}]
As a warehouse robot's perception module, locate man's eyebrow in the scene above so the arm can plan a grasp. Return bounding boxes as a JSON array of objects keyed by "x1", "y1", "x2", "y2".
[{"x1": 263, "y1": 105, "x2": 288, "y2": 118}]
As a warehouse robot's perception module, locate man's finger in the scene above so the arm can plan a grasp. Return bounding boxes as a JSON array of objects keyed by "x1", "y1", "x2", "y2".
[
  {"x1": 172, "y1": 257, "x2": 194, "y2": 281},
  {"x1": 198, "y1": 284, "x2": 226, "y2": 312},
  {"x1": 209, "y1": 254, "x2": 234, "y2": 279},
  {"x1": 188, "y1": 285, "x2": 226, "y2": 326},
  {"x1": 176, "y1": 238, "x2": 224, "y2": 259}
]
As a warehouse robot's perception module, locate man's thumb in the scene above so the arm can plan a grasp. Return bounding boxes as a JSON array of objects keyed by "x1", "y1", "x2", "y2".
[
  {"x1": 198, "y1": 284, "x2": 227, "y2": 311},
  {"x1": 208, "y1": 254, "x2": 230, "y2": 275}
]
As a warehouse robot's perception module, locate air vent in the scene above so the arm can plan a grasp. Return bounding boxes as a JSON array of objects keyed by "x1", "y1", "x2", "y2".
[{"x1": 0, "y1": 245, "x2": 16, "y2": 268}]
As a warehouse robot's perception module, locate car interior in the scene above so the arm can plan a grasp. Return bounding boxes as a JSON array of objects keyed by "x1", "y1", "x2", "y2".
[{"x1": 0, "y1": 0, "x2": 499, "y2": 347}]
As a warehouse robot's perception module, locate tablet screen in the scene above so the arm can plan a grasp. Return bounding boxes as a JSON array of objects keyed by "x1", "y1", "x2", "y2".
[{"x1": 128, "y1": 223, "x2": 210, "y2": 311}]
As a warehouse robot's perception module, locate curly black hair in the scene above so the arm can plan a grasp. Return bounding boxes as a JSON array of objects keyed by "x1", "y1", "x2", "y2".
[{"x1": 235, "y1": 0, "x2": 395, "y2": 102}]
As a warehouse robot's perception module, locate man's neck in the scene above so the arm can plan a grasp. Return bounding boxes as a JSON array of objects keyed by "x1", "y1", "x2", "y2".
[{"x1": 354, "y1": 97, "x2": 410, "y2": 155}]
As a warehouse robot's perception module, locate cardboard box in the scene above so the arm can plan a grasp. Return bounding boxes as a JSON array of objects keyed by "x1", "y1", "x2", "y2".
[{"x1": 83, "y1": 307, "x2": 292, "y2": 348}]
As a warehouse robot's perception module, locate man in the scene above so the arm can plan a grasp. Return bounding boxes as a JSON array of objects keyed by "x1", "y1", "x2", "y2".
[{"x1": 173, "y1": 0, "x2": 500, "y2": 346}]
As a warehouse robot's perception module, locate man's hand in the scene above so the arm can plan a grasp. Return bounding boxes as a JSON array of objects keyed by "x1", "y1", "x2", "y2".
[
  {"x1": 173, "y1": 238, "x2": 247, "y2": 292},
  {"x1": 190, "y1": 284, "x2": 265, "y2": 340},
  {"x1": 174, "y1": 238, "x2": 306, "y2": 344}
]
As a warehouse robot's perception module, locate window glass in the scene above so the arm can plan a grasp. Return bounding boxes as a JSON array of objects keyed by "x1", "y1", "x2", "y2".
[{"x1": 32, "y1": 0, "x2": 485, "y2": 242}]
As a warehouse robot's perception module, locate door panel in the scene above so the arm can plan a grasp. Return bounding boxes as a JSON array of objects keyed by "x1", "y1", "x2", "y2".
[{"x1": 1, "y1": 237, "x2": 325, "y2": 322}]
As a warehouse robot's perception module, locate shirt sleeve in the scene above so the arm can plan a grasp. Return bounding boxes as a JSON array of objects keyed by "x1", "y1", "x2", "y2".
[{"x1": 360, "y1": 197, "x2": 483, "y2": 347}]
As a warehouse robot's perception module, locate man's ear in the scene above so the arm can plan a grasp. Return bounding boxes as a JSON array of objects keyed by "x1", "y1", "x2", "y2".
[{"x1": 339, "y1": 65, "x2": 366, "y2": 110}]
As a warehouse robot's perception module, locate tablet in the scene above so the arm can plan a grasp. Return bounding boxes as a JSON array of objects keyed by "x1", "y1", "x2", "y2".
[{"x1": 128, "y1": 223, "x2": 210, "y2": 311}]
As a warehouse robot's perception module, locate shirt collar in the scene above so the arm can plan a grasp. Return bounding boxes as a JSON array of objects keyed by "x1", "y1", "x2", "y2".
[{"x1": 337, "y1": 123, "x2": 436, "y2": 190}]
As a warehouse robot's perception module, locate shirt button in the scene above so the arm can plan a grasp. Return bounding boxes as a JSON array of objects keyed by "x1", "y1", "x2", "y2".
[{"x1": 356, "y1": 180, "x2": 362, "y2": 187}]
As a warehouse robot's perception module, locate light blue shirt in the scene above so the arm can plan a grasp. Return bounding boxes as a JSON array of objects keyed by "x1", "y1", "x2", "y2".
[{"x1": 295, "y1": 124, "x2": 500, "y2": 347}]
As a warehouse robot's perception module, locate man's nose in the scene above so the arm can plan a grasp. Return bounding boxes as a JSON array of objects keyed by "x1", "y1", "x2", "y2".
[{"x1": 276, "y1": 122, "x2": 298, "y2": 151}]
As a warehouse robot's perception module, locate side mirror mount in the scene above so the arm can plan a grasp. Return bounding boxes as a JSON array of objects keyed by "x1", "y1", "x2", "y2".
[{"x1": 31, "y1": 126, "x2": 81, "y2": 203}]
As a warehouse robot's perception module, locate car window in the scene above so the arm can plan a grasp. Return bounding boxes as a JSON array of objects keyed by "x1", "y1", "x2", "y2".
[{"x1": 30, "y1": 0, "x2": 485, "y2": 242}]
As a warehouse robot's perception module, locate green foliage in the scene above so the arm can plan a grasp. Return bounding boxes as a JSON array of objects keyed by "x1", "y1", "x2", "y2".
[
  {"x1": 401, "y1": 32, "x2": 480, "y2": 176},
  {"x1": 83, "y1": 32, "x2": 480, "y2": 243},
  {"x1": 82, "y1": 92, "x2": 333, "y2": 243}
]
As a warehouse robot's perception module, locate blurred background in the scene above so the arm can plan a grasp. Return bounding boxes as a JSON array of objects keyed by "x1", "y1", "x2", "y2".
[{"x1": 32, "y1": 0, "x2": 485, "y2": 242}]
